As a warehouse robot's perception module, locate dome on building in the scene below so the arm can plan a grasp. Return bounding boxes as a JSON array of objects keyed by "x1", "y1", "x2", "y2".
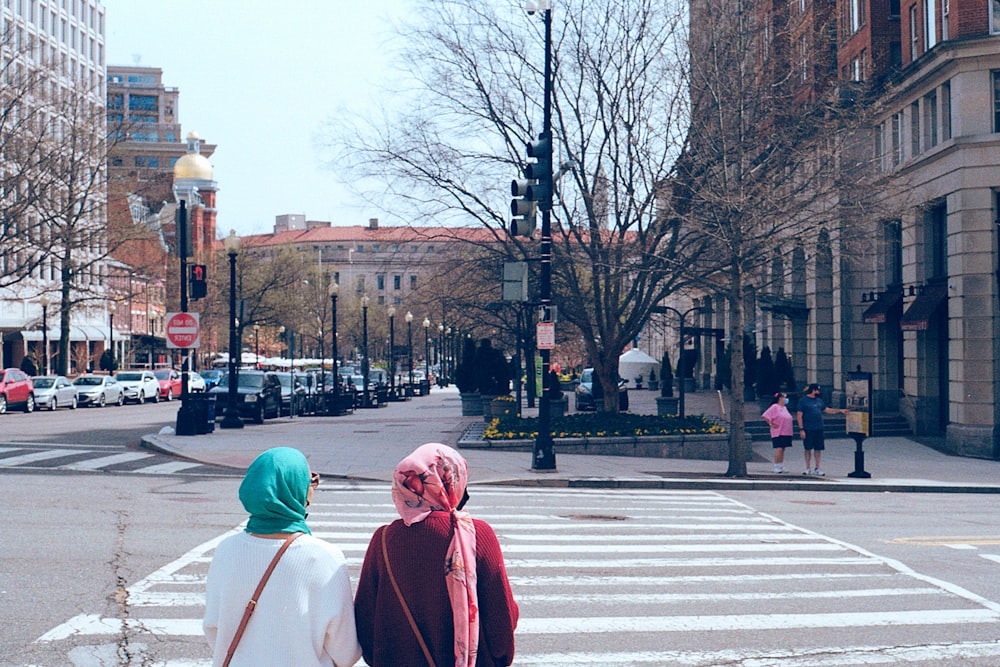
[
  {"x1": 173, "y1": 131, "x2": 213, "y2": 180},
  {"x1": 173, "y1": 152, "x2": 213, "y2": 180}
]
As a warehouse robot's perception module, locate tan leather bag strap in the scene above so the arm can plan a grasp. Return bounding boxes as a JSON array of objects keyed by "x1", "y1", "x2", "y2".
[
  {"x1": 223, "y1": 532, "x2": 302, "y2": 667},
  {"x1": 382, "y1": 528, "x2": 438, "y2": 667}
]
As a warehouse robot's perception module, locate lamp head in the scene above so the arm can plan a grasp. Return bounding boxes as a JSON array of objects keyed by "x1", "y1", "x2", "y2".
[
  {"x1": 39, "y1": 295, "x2": 50, "y2": 308},
  {"x1": 423, "y1": 317, "x2": 431, "y2": 328},
  {"x1": 223, "y1": 229, "x2": 242, "y2": 254},
  {"x1": 328, "y1": 281, "x2": 339, "y2": 297},
  {"x1": 108, "y1": 302, "x2": 116, "y2": 314},
  {"x1": 361, "y1": 295, "x2": 370, "y2": 307},
  {"x1": 387, "y1": 306, "x2": 396, "y2": 317},
  {"x1": 405, "y1": 311, "x2": 413, "y2": 323}
]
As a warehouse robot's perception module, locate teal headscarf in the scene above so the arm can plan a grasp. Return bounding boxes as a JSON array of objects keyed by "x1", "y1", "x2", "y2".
[{"x1": 239, "y1": 447, "x2": 312, "y2": 535}]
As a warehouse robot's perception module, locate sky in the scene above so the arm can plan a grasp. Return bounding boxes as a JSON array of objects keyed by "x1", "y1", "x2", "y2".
[{"x1": 103, "y1": 0, "x2": 410, "y2": 236}]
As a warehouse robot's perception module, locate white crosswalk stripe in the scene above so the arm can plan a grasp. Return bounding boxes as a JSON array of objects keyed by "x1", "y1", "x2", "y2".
[
  {"x1": 31, "y1": 484, "x2": 1000, "y2": 666},
  {"x1": 0, "y1": 445, "x2": 236, "y2": 477}
]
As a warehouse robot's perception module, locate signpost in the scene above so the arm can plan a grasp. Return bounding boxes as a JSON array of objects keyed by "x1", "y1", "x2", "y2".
[
  {"x1": 165, "y1": 312, "x2": 201, "y2": 350},
  {"x1": 846, "y1": 367, "x2": 873, "y2": 478}
]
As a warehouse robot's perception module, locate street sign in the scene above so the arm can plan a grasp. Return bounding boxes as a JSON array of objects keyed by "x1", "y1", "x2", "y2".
[
  {"x1": 165, "y1": 312, "x2": 201, "y2": 349},
  {"x1": 537, "y1": 321, "x2": 555, "y2": 349}
]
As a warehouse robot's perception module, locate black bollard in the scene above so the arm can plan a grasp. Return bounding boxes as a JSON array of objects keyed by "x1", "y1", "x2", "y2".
[{"x1": 847, "y1": 433, "x2": 871, "y2": 478}]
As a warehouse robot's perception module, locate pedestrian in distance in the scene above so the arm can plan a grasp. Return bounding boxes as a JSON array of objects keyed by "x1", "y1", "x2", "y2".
[
  {"x1": 354, "y1": 442, "x2": 519, "y2": 667},
  {"x1": 204, "y1": 447, "x2": 361, "y2": 667},
  {"x1": 796, "y1": 383, "x2": 848, "y2": 477},
  {"x1": 762, "y1": 391, "x2": 794, "y2": 473}
]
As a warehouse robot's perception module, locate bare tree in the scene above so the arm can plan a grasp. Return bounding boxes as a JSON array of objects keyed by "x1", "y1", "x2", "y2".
[
  {"x1": 328, "y1": 0, "x2": 712, "y2": 411},
  {"x1": 681, "y1": 0, "x2": 894, "y2": 475}
]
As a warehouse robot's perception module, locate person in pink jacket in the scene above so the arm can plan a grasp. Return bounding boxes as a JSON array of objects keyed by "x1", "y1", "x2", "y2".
[{"x1": 761, "y1": 392, "x2": 794, "y2": 473}]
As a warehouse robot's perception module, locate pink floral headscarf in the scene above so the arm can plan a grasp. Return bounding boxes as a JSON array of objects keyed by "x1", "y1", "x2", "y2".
[{"x1": 392, "y1": 443, "x2": 478, "y2": 667}]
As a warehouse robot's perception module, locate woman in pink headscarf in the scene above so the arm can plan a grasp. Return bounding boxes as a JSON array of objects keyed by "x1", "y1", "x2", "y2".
[{"x1": 354, "y1": 443, "x2": 518, "y2": 667}]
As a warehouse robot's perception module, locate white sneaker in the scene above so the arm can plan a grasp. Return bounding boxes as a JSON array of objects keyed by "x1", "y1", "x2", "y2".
[
  {"x1": 802, "y1": 469, "x2": 812, "y2": 476},
  {"x1": 813, "y1": 468, "x2": 825, "y2": 477},
  {"x1": 773, "y1": 465, "x2": 785, "y2": 474}
]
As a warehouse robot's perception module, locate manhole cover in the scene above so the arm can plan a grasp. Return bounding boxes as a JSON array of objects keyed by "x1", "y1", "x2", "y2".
[{"x1": 561, "y1": 514, "x2": 630, "y2": 521}]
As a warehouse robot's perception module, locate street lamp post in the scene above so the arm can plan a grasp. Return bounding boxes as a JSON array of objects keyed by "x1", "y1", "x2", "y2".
[
  {"x1": 423, "y1": 317, "x2": 430, "y2": 392},
  {"x1": 361, "y1": 294, "x2": 371, "y2": 407},
  {"x1": 253, "y1": 324, "x2": 260, "y2": 369},
  {"x1": 329, "y1": 281, "x2": 339, "y2": 413},
  {"x1": 39, "y1": 295, "x2": 50, "y2": 376},
  {"x1": 108, "y1": 302, "x2": 116, "y2": 371},
  {"x1": 405, "y1": 311, "x2": 414, "y2": 394},
  {"x1": 661, "y1": 304, "x2": 706, "y2": 419},
  {"x1": 387, "y1": 306, "x2": 396, "y2": 399},
  {"x1": 220, "y1": 230, "x2": 244, "y2": 429},
  {"x1": 173, "y1": 196, "x2": 197, "y2": 435},
  {"x1": 437, "y1": 323, "x2": 444, "y2": 385},
  {"x1": 530, "y1": 0, "x2": 557, "y2": 471}
]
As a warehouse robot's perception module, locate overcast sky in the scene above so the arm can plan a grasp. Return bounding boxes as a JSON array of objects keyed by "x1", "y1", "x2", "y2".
[{"x1": 103, "y1": 0, "x2": 409, "y2": 236}]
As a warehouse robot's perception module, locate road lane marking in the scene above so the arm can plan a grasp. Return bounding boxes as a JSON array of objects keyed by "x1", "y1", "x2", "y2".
[
  {"x1": 889, "y1": 535, "x2": 1000, "y2": 546},
  {"x1": 134, "y1": 461, "x2": 205, "y2": 474},
  {"x1": 0, "y1": 449, "x2": 78, "y2": 466},
  {"x1": 59, "y1": 452, "x2": 154, "y2": 471}
]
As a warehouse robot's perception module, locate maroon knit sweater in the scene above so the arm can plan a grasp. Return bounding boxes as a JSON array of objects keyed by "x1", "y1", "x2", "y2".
[{"x1": 354, "y1": 514, "x2": 519, "y2": 667}]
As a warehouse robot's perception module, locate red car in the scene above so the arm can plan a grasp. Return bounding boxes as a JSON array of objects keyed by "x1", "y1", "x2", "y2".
[
  {"x1": 0, "y1": 368, "x2": 36, "y2": 413},
  {"x1": 153, "y1": 368, "x2": 182, "y2": 401}
]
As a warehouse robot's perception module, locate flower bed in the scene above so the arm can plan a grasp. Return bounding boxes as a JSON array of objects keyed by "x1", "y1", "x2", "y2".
[{"x1": 483, "y1": 412, "x2": 724, "y2": 440}]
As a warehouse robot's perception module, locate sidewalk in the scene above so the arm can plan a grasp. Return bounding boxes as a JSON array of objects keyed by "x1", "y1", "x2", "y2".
[{"x1": 141, "y1": 385, "x2": 1000, "y2": 493}]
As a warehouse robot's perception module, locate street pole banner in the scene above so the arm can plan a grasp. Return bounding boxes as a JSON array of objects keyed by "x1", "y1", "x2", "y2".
[
  {"x1": 537, "y1": 322, "x2": 555, "y2": 349},
  {"x1": 166, "y1": 312, "x2": 201, "y2": 350}
]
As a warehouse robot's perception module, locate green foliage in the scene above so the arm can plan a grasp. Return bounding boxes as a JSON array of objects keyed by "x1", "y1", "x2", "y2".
[
  {"x1": 660, "y1": 351, "x2": 674, "y2": 397},
  {"x1": 484, "y1": 411, "x2": 725, "y2": 440}
]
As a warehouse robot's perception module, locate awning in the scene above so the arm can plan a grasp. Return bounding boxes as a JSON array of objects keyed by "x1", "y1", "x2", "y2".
[
  {"x1": 758, "y1": 294, "x2": 809, "y2": 320},
  {"x1": 20, "y1": 325, "x2": 125, "y2": 342},
  {"x1": 900, "y1": 282, "x2": 947, "y2": 331},
  {"x1": 862, "y1": 289, "x2": 903, "y2": 324}
]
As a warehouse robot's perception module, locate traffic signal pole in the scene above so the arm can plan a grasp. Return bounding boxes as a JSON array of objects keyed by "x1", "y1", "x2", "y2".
[
  {"x1": 176, "y1": 199, "x2": 197, "y2": 435},
  {"x1": 532, "y1": 5, "x2": 556, "y2": 471}
]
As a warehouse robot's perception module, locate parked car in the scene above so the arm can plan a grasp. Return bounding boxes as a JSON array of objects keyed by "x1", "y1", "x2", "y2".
[
  {"x1": 153, "y1": 368, "x2": 182, "y2": 400},
  {"x1": 275, "y1": 371, "x2": 308, "y2": 416},
  {"x1": 31, "y1": 375, "x2": 78, "y2": 410},
  {"x1": 0, "y1": 368, "x2": 36, "y2": 413},
  {"x1": 114, "y1": 370, "x2": 160, "y2": 404},
  {"x1": 200, "y1": 369, "x2": 223, "y2": 390},
  {"x1": 574, "y1": 368, "x2": 629, "y2": 411},
  {"x1": 188, "y1": 371, "x2": 207, "y2": 393},
  {"x1": 209, "y1": 370, "x2": 282, "y2": 424},
  {"x1": 73, "y1": 374, "x2": 125, "y2": 407}
]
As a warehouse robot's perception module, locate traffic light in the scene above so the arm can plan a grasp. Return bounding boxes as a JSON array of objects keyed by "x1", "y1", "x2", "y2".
[
  {"x1": 189, "y1": 264, "x2": 207, "y2": 299},
  {"x1": 510, "y1": 178, "x2": 537, "y2": 237},
  {"x1": 509, "y1": 132, "x2": 553, "y2": 237}
]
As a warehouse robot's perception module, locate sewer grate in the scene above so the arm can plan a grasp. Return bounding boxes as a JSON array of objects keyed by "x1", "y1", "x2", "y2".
[{"x1": 561, "y1": 514, "x2": 630, "y2": 521}]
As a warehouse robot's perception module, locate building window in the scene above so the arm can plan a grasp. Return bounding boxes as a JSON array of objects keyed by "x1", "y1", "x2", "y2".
[
  {"x1": 376, "y1": 274, "x2": 385, "y2": 290},
  {"x1": 923, "y1": 0, "x2": 937, "y2": 50},
  {"x1": 923, "y1": 91, "x2": 937, "y2": 149},
  {"x1": 941, "y1": 82, "x2": 951, "y2": 141},
  {"x1": 890, "y1": 0, "x2": 901, "y2": 17},
  {"x1": 910, "y1": 101, "x2": 920, "y2": 157},
  {"x1": 891, "y1": 113, "x2": 902, "y2": 166},
  {"x1": 927, "y1": 202, "x2": 947, "y2": 279},
  {"x1": 910, "y1": 6, "x2": 919, "y2": 60},
  {"x1": 409, "y1": 275, "x2": 417, "y2": 289},
  {"x1": 942, "y1": 0, "x2": 950, "y2": 40},
  {"x1": 128, "y1": 94, "x2": 157, "y2": 110},
  {"x1": 799, "y1": 35, "x2": 808, "y2": 81},
  {"x1": 393, "y1": 275, "x2": 401, "y2": 290},
  {"x1": 993, "y1": 72, "x2": 1000, "y2": 132}
]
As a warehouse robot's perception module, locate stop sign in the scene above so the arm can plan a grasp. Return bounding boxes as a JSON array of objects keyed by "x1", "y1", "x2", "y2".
[{"x1": 165, "y1": 312, "x2": 201, "y2": 349}]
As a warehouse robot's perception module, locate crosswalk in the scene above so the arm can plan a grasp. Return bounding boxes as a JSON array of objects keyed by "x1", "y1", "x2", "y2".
[
  {"x1": 29, "y1": 485, "x2": 1000, "y2": 666},
  {"x1": 0, "y1": 444, "x2": 238, "y2": 477}
]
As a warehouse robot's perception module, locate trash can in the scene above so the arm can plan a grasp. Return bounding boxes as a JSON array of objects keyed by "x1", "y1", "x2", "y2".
[
  {"x1": 204, "y1": 394, "x2": 216, "y2": 433},
  {"x1": 188, "y1": 394, "x2": 216, "y2": 434}
]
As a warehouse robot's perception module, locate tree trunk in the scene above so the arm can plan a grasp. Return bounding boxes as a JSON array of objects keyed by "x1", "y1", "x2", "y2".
[
  {"x1": 57, "y1": 268, "x2": 72, "y2": 376},
  {"x1": 726, "y1": 269, "x2": 748, "y2": 477}
]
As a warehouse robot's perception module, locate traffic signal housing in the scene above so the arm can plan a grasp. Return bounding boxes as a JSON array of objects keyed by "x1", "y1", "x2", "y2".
[
  {"x1": 189, "y1": 264, "x2": 207, "y2": 299},
  {"x1": 509, "y1": 133, "x2": 553, "y2": 238}
]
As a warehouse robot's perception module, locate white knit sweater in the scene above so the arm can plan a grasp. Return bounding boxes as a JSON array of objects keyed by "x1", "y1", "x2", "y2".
[{"x1": 204, "y1": 532, "x2": 361, "y2": 667}]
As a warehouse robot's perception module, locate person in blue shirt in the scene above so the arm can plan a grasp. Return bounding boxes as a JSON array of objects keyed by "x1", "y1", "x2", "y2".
[{"x1": 795, "y1": 383, "x2": 847, "y2": 476}]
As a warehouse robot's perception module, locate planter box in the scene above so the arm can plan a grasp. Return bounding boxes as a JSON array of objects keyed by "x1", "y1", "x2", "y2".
[
  {"x1": 460, "y1": 392, "x2": 483, "y2": 416},
  {"x1": 656, "y1": 395, "x2": 679, "y2": 416}
]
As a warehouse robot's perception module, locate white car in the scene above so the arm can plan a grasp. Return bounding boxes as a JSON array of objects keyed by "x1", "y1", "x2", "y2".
[
  {"x1": 31, "y1": 375, "x2": 78, "y2": 410},
  {"x1": 114, "y1": 370, "x2": 161, "y2": 404},
  {"x1": 188, "y1": 371, "x2": 207, "y2": 393},
  {"x1": 73, "y1": 374, "x2": 125, "y2": 407}
]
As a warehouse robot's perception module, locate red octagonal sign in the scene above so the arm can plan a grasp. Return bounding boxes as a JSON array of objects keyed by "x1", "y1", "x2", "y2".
[{"x1": 165, "y1": 312, "x2": 200, "y2": 349}]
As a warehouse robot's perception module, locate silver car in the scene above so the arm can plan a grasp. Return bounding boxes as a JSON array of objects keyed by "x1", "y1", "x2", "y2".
[
  {"x1": 31, "y1": 375, "x2": 78, "y2": 410},
  {"x1": 114, "y1": 370, "x2": 160, "y2": 404},
  {"x1": 72, "y1": 374, "x2": 125, "y2": 408}
]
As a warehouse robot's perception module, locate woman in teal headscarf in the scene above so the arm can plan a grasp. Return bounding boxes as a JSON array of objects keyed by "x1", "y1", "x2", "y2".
[{"x1": 204, "y1": 447, "x2": 362, "y2": 667}]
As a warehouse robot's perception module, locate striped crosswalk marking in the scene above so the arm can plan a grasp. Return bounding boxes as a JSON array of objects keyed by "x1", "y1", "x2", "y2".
[
  {"x1": 59, "y1": 451, "x2": 154, "y2": 471},
  {"x1": 33, "y1": 484, "x2": 1000, "y2": 666}
]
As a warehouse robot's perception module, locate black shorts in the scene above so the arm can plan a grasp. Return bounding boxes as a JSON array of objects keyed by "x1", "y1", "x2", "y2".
[
  {"x1": 771, "y1": 435, "x2": 793, "y2": 449},
  {"x1": 803, "y1": 430, "x2": 825, "y2": 451}
]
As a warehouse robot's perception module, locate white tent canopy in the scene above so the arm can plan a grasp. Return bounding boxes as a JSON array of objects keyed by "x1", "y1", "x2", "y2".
[{"x1": 618, "y1": 348, "x2": 658, "y2": 382}]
